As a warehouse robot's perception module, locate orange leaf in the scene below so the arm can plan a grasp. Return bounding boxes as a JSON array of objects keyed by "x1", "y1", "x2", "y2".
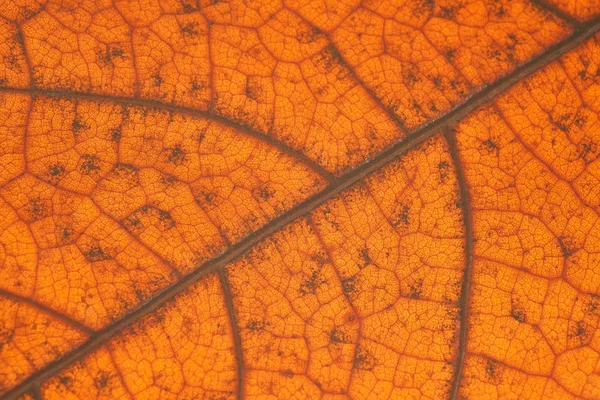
[{"x1": 0, "y1": 0, "x2": 599, "y2": 399}]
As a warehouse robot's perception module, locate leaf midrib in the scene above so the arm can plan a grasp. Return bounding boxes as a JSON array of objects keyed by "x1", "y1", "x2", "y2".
[{"x1": 3, "y1": 15, "x2": 600, "y2": 400}]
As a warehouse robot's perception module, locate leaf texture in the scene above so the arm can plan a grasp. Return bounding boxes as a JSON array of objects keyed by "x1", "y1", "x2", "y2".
[{"x1": 0, "y1": 0, "x2": 600, "y2": 399}]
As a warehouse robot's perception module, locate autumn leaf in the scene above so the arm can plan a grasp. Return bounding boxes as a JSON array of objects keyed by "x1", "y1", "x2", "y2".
[{"x1": 0, "y1": 0, "x2": 599, "y2": 399}]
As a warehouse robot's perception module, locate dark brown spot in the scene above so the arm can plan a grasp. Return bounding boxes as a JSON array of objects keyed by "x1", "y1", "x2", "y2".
[
  {"x1": 342, "y1": 276, "x2": 357, "y2": 294},
  {"x1": 165, "y1": 144, "x2": 186, "y2": 165},
  {"x1": 578, "y1": 139, "x2": 598, "y2": 163},
  {"x1": 180, "y1": 1, "x2": 198, "y2": 13},
  {"x1": 409, "y1": 279, "x2": 423, "y2": 299},
  {"x1": 245, "y1": 76, "x2": 262, "y2": 101},
  {"x1": 280, "y1": 369, "x2": 294, "y2": 378},
  {"x1": 359, "y1": 248, "x2": 371, "y2": 267},
  {"x1": 551, "y1": 114, "x2": 571, "y2": 133},
  {"x1": 97, "y1": 44, "x2": 127, "y2": 66},
  {"x1": 180, "y1": 22, "x2": 199, "y2": 37},
  {"x1": 28, "y1": 198, "x2": 48, "y2": 221},
  {"x1": 330, "y1": 327, "x2": 352, "y2": 344},
  {"x1": 255, "y1": 185, "x2": 274, "y2": 200},
  {"x1": 58, "y1": 375, "x2": 73, "y2": 389},
  {"x1": 495, "y1": 5, "x2": 506, "y2": 18},
  {"x1": 122, "y1": 215, "x2": 143, "y2": 233},
  {"x1": 93, "y1": 372, "x2": 112, "y2": 390},
  {"x1": 245, "y1": 319, "x2": 267, "y2": 332},
  {"x1": 56, "y1": 225, "x2": 74, "y2": 244},
  {"x1": 439, "y1": 6, "x2": 458, "y2": 19},
  {"x1": 48, "y1": 164, "x2": 65, "y2": 179},
  {"x1": 392, "y1": 203, "x2": 410, "y2": 227},
  {"x1": 438, "y1": 161, "x2": 450, "y2": 182},
  {"x1": 480, "y1": 138, "x2": 498, "y2": 153},
  {"x1": 191, "y1": 79, "x2": 207, "y2": 94},
  {"x1": 157, "y1": 209, "x2": 176, "y2": 230},
  {"x1": 403, "y1": 66, "x2": 419, "y2": 87},
  {"x1": 586, "y1": 295, "x2": 600, "y2": 316},
  {"x1": 297, "y1": 27, "x2": 322, "y2": 44},
  {"x1": 510, "y1": 305, "x2": 526, "y2": 323},
  {"x1": 160, "y1": 174, "x2": 176, "y2": 186},
  {"x1": 72, "y1": 114, "x2": 88, "y2": 134},
  {"x1": 153, "y1": 74, "x2": 163, "y2": 87},
  {"x1": 79, "y1": 154, "x2": 101, "y2": 175},
  {"x1": 558, "y1": 236, "x2": 580, "y2": 258},
  {"x1": 353, "y1": 346, "x2": 376, "y2": 370},
  {"x1": 84, "y1": 245, "x2": 112, "y2": 262},
  {"x1": 486, "y1": 358, "x2": 498, "y2": 379},
  {"x1": 0, "y1": 328, "x2": 14, "y2": 351},
  {"x1": 299, "y1": 269, "x2": 326, "y2": 295},
  {"x1": 569, "y1": 320, "x2": 591, "y2": 346},
  {"x1": 111, "y1": 127, "x2": 122, "y2": 142},
  {"x1": 344, "y1": 312, "x2": 358, "y2": 325}
]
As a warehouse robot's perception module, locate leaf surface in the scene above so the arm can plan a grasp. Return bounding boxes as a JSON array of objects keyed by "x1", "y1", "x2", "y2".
[{"x1": 0, "y1": 0, "x2": 599, "y2": 399}]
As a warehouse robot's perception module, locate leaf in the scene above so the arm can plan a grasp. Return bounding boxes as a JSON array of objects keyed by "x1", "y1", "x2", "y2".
[{"x1": 0, "y1": 0, "x2": 598, "y2": 399}]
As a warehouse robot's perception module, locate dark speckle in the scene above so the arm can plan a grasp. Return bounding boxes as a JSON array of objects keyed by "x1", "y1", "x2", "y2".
[
  {"x1": 153, "y1": 74, "x2": 163, "y2": 87},
  {"x1": 558, "y1": 236, "x2": 580, "y2": 258},
  {"x1": 495, "y1": 6, "x2": 506, "y2": 18},
  {"x1": 409, "y1": 279, "x2": 423, "y2": 299},
  {"x1": 342, "y1": 276, "x2": 357, "y2": 294},
  {"x1": 480, "y1": 137, "x2": 498, "y2": 154},
  {"x1": 392, "y1": 203, "x2": 410, "y2": 228},
  {"x1": 439, "y1": 6, "x2": 458, "y2": 19},
  {"x1": 203, "y1": 192, "x2": 216, "y2": 204},
  {"x1": 256, "y1": 185, "x2": 274, "y2": 200},
  {"x1": 299, "y1": 269, "x2": 326, "y2": 295},
  {"x1": 84, "y1": 245, "x2": 112, "y2": 262},
  {"x1": 577, "y1": 139, "x2": 598, "y2": 163},
  {"x1": 245, "y1": 319, "x2": 267, "y2": 332},
  {"x1": 58, "y1": 375, "x2": 73, "y2": 389},
  {"x1": 586, "y1": 295, "x2": 600, "y2": 316},
  {"x1": 181, "y1": 1, "x2": 198, "y2": 13},
  {"x1": 56, "y1": 225, "x2": 74, "y2": 244},
  {"x1": 280, "y1": 369, "x2": 294, "y2": 378},
  {"x1": 181, "y1": 22, "x2": 199, "y2": 37},
  {"x1": 486, "y1": 358, "x2": 499, "y2": 381},
  {"x1": 297, "y1": 27, "x2": 322, "y2": 44},
  {"x1": 551, "y1": 114, "x2": 571, "y2": 133},
  {"x1": 403, "y1": 66, "x2": 419, "y2": 87},
  {"x1": 72, "y1": 114, "x2": 88, "y2": 134},
  {"x1": 93, "y1": 371, "x2": 112, "y2": 390},
  {"x1": 123, "y1": 215, "x2": 143, "y2": 233},
  {"x1": 111, "y1": 128, "x2": 122, "y2": 142},
  {"x1": 165, "y1": 144, "x2": 186, "y2": 165},
  {"x1": 157, "y1": 209, "x2": 176, "y2": 230},
  {"x1": 79, "y1": 154, "x2": 101, "y2": 175},
  {"x1": 569, "y1": 321, "x2": 591, "y2": 346},
  {"x1": 48, "y1": 164, "x2": 65, "y2": 179},
  {"x1": 245, "y1": 76, "x2": 262, "y2": 101},
  {"x1": 438, "y1": 161, "x2": 450, "y2": 182},
  {"x1": 330, "y1": 327, "x2": 352, "y2": 344},
  {"x1": 0, "y1": 328, "x2": 14, "y2": 351},
  {"x1": 97, "y1": 44, "x2": 127, "y2": 66},
  {"x1": 28, "y1": 198, "x2": 48, "y2": 221},
  {"x1": 510, "y1": 305, "x2": 526, "y2": 323},
  {"x1": 359, "y1": 248, "x2": 371, "y2": 267},
  {"x1": 353, "y1": 346, "x2": 376, "y2": 370}
]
